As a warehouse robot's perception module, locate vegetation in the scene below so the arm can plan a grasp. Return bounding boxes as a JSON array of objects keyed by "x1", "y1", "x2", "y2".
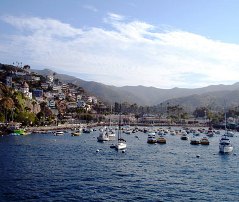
[{"x1": 1, "y1": 62, "x2": 239, "y2": 130}]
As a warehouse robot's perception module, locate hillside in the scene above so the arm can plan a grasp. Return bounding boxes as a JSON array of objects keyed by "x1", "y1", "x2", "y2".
[
  {"x1": 32, "y1": 69, "x2": 239, "y2": 109},
  {"x1": 160, "y1": 90, "x2": 239, "y2": 112}
]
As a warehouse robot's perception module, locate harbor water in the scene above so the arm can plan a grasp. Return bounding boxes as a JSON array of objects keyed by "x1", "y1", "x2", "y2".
[{"x1": 1, "y1": 128, "x2": 239, "y2": 201}]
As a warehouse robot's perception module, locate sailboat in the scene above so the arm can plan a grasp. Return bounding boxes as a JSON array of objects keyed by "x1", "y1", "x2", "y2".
[
  {"x1": 219, "y1": 106, "x2": 233, "y2": 154},
  {"x1": 115, "y1": 108, "x2": 127, "y2": 150},
  {"x1": 108, "y1": 105, "x2": 116, "y2": 141}
]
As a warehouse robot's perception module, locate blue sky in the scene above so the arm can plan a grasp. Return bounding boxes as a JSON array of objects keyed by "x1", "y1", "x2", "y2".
[{"x1": 1, "y1": 0, "x2": 239, "y2": 89}]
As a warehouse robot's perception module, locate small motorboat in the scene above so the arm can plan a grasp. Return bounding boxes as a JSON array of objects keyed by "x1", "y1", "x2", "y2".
[
  {"x1": 181, "y1": 134, "x2": 188, "y2": 140},
  {"x1": 200, "y1": 137, "x2": 210, "y2": 145},
  {"x1": 147, "y1": 132, "x2": 157, "y2": 144},
  {"x1": 71, "y1": 130, "x2": 81, "y2": 136},
  {"x1": 190, "y1": 136, "x2": 200, "y2": 145},
  {"x1": 54, "y1": 131, "x2": 64, "y2": 136},
  {"x1": 157, "y1": 135, "x2": 166, "y2": 144}
]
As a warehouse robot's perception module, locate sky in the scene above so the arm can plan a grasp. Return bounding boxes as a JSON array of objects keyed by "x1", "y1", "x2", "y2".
[{"x1": 1, "y1": 0, "x2": 239, "y2": 89}]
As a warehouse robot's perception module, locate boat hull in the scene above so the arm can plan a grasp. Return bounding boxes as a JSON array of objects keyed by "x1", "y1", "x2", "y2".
[
  {"x1": 219, "y1": 145, "x2": 233, "y2": 153},
  {"x1": 115, "y1": 142, "x2": 127, "y2": 150}
]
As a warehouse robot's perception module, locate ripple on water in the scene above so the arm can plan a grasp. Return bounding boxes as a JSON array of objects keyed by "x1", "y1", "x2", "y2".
[{"x1": 1, "y1": 129, "x2": 239, "y2": 201}]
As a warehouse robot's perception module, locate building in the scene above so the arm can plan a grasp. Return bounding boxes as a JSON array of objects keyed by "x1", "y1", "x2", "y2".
[
  {"x1": 6, "y1": 76, "x2": 12, "y2": 87},
  {"x1": 48, "y1": 99, "x2": 56, "y2": 109},
  {"x1": 61, "y1": 83, "x2": 69, "y2": 93},
  {"x1": 32, "y1": 89, "x2": 44, "y2": 101},
  {"x1": 46, "y1": 75, "x2": 54, "y2": 83},
  {"x1": 67, "y1": 102, "x2": 77, "y2": 109},
  {"x1": 21, "y1": 81, "x2": 29, "y2": 94},
  {"x1": 41, "y1": 83, "x2": 49, "y2": 90},
  {"x1": 77, "y1": 100, "x2": 86, "y2": 108}
]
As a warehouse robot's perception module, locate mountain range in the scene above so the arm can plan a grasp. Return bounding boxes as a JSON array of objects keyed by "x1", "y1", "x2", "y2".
[{"x1": 33, "y1": 69, "x2": 239, "y2": 111}]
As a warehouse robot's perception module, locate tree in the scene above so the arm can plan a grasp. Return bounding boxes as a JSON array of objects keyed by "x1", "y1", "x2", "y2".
[{"x1": 0, "y1": 97, "x2": 14, "y2": 122}]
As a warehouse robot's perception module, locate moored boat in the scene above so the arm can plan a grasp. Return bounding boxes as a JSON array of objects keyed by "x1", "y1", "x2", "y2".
[
  {"x1": 71, "y1": 130, "x2": 81, "y2": 136},
  {"x1": 219, "y1": 135, "x2": 233, "y2": 154},
  {"x1": 97, "y1": 130, "x2": 109, "y2": 142},
  {"x1": 13, "y1": 128, "x2": 26, "y2": 135},
  {"x1": 181, "y1": 134, "x2": 188, "y2": 140},
  {"x1": 115, "y1": 106, "x2": 127, "y2": 150},
  {"x1": 200, "y1": 137, "x2": 210, "y2": 145},
  {"x1": 190, "y1": 136, "x2": 200, "y2": 145},
  {"x1": 226, "y1": 131, "x2": 234, "y2": 137},
  {"x1": 219, "y1": 106, "x2": 233, "y2": 154},
  {"x1": 157, "y1": 135, "x2": 166, "y2": 144},
  {"x1": 54, "y1": 131, "x2": 64, "y2": 136},
  {"x1": 147, "y1": 132, "x2": 157, "y2": 144}
]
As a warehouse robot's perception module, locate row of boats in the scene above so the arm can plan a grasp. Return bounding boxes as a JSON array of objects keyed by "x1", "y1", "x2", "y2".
[
  {"x1": 147, "y1": 132, "x2": 209, "y2": 145},
  {"x1": 97, "y1": 127, "x2": 127, "y2": 150},
  {"x1": 53, "y1": 124, "x2": 234, "y2": 154},
  {"x1": 147, "y1": 129, "x2": 233, "y2": 154}
]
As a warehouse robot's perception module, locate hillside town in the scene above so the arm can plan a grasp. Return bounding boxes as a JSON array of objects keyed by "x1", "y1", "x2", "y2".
[
  {"x1": 0, "y1": 63, "x2": 112, "y2": 132},
  {"x1": 0, "y1": 63, "x2": 239, "y2": 135}
]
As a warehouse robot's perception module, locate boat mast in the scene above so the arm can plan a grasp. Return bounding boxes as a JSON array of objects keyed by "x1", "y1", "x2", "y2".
[
  {"x1": 118, "y1": 104, "x2": 122, "y2": 141},
  {"x1": 224, "y1": 101, "x2": 227, "y2": 133}
]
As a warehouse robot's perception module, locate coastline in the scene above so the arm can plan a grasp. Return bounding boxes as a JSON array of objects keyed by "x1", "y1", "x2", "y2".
[{"x1": 25, "y1": 122, "x2": 206, "y2": 134}]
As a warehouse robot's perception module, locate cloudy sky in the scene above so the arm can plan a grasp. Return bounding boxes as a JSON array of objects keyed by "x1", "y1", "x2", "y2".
[{"x1": 1, "y1": 0, "x2": 239, "y2": 89}]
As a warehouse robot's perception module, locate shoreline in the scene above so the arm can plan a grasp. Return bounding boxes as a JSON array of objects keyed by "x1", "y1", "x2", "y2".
[{"x1": 25, "y1": 123, "x2": 208, "y2": 134}]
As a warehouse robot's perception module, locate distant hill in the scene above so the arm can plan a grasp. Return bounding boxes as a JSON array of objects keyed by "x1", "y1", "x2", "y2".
[
  {"x1": 160, "y1": 90, "x2": 239, "y2": 112},
  {"x1": 32, "y1": 69, "x2": 239, "y2": 109}
]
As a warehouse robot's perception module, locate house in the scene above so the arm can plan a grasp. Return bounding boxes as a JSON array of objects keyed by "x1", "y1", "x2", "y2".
[
  {"x1": 6, "y1": 76, "x2": 12, "y2": 87},
  {"x1": 58, "y1": 92, "x2": 65, "y2": 100},
  {"x1": 67, "y1": 102, "x2": 77, "y2": 109},
  {"x1": 76, "y1": 94, "x2": 82, "y2": 101},
  {"x1": 61, "y1": 83, "x2": 69, "y2": 93},
  {"x1": 77, "y1": 100, "x2": 86, "y2": 108},
  {"x1": 41, "y1": 83, "x2": 49, "y2": 90},
  {"x1": 20, "y1": 81, "x2": 29, "y2": 94},
  {"x1": 46, "y1": 75, "x2": 54, "y2": 83},
  {"x1": 92, "y1": 97, "x2": 98, "y2": 104},
  {"x1": 86, "y1": 96, "x2": 93, "y2": 104},
  {"x1": 52, "y1": 85, "x2": 61, "y2": 94},
  {"x1": 32, "y1": 89, "x2": 44, "y2": 101},
  {"x1": 48, "y1": 99, "x2": 56, "y2": 109}
]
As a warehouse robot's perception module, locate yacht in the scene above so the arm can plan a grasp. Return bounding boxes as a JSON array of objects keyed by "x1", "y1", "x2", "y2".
[
  {"x1": 97, "y1": 129, "x2": 110, "y2": 142},
  {"x1": 219, "y1": 107, "x2": 233, "y2": 154},
  {"x1": 107, "y1": 128, "x2": 116, "y2": 141},
  {"x1": 219, "y1": 135, "x2": 233, "y2": 154},
  {"x1": 147, "y1": 132, "x2": 157, "y2": 144}
]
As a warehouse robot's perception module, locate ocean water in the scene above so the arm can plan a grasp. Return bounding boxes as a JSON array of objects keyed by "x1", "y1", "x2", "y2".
[{"x1": 1, "y1": 128, "x2": 239, "y2": 202}]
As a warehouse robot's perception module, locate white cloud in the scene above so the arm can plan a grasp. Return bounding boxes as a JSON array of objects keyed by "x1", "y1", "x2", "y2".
[
  {"x1": 1, "y1": 15, "x2": 239, "y2": 89},
  {"x1": 107, "y1": 13, "x2": 125, "y2": 21},
  {"x1": 83, "y1": 5, "x2": 98, "y2": 12}
]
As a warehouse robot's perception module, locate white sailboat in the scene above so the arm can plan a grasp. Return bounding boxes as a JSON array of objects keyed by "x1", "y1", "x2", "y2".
[
  {"x1": 115, "y1": 109, "x2": 126, "y2": 150},
  {"x1": 219, "y1": 105, "x2": 233, "y2": 154},
  {"x1": 108, "y1": 106, "x2": 116, "y2": 141}
]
